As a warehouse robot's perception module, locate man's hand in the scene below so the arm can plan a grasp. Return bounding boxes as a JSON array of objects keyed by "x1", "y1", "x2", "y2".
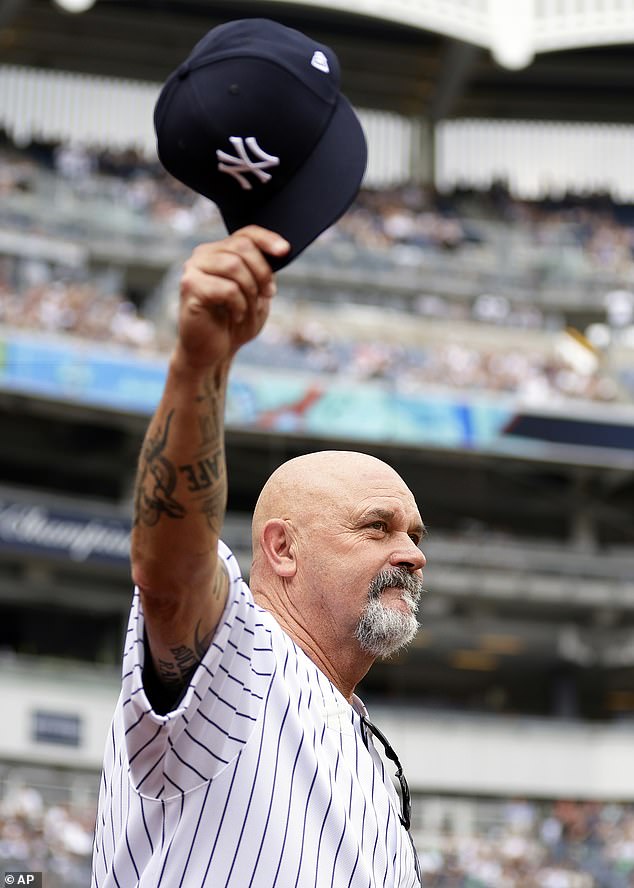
[{"x1": 175, "y1": 226, "x2": 290, "y2": 369}]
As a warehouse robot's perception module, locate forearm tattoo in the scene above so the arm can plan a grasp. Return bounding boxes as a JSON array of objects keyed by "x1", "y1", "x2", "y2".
[
  {"x1": 196, "y1": 372, "x2": 221, "y2": 446},
  {"x1": 200, "y1": 486, "x2": 227, "y2": 535},
  {"x1": 133, "y1": 371, "x2": 228, "y2": 531},
  {"x1": 183, "y1": 373, "x2": 227, "y2": 530},
  {"x1": 134, "y1": 410, "x2": 185, "y2": 527}
]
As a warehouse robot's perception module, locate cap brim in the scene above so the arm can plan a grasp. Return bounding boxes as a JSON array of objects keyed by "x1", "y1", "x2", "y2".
[{"x1": 220, "y1": 94, "x2": 367, "y2": 271}]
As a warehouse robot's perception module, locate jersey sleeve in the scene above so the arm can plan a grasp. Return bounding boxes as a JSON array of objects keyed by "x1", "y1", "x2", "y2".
[{"x1": 120, "y1": 540, "x2": 275, "y2": 798}]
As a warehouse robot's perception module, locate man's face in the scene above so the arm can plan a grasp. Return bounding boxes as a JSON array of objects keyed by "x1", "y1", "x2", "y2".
[{"x1": 296, "y1": 468, "x2": 426, "y2": 658}]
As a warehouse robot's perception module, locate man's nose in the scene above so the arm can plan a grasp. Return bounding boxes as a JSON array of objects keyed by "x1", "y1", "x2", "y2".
[{"x1": 389, "y1": 538, "x2": 426, "y2": 572}]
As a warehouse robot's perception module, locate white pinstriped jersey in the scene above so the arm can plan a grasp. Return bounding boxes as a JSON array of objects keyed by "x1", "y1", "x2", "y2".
[{"x1": 92, "y1": 541, "x2": 420, "y2": 887}]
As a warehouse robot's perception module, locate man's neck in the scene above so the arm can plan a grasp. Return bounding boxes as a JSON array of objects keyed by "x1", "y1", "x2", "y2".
[{"x1": 253, "y1": 592, "x2": 373, "y2": 703}]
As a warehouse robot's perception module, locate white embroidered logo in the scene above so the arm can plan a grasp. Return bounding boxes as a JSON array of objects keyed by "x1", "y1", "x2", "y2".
[
  {"x1": 216, "y1": 136, "x2": 280, "y2": 190},
  {"x1": 311, "y1": 50, "x2": 329, "y2": 73}
]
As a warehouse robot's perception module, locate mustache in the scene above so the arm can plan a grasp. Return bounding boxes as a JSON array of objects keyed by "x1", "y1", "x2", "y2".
[{"x1": 368, "y1": 567, "x2": 425, "y2": 605}]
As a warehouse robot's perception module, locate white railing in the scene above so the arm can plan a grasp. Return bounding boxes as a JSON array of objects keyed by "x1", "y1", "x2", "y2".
[{"x1": 371, "y1": 706, "x2": 634, "y2": 799}]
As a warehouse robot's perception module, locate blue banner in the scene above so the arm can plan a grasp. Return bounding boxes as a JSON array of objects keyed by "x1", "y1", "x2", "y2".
[
  {"x1": 1, "y1": 334, "x2": 166, "y2": 412},
  {"x1": 1, "y1": 330, "x2": 633, "y2": 465}
]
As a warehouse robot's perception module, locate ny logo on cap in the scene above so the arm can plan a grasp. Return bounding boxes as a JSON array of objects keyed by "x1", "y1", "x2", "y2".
[{"x1": 216, "y1": 136, "x2": 280, "y2": 190}]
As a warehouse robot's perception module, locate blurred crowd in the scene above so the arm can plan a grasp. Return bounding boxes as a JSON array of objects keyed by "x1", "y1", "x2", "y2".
[
  {"x1": 0, "y1": 261, "x2": 159, "y2": 350},
  {"x1": 0, "y1": 133, "x2": 220, "y2": 239},
  {"x1": 1, "y1": 784, "x2": 633, "y2": 888},
  {"x1": 0, "y1": 785, "x2": 93, "y2": 888},
  {"x1": 241, "y1": 310, "x2": 622, "y2": 402},
  {"x1": 331, "y1": 180, "x2": 634, "y2": 280},
  {"x1": 0, "y1": 257, "x2": 623, "y2": 402},
  {"x1": 4, "y1": 132, "x2": 634, "y2": 281},
  {"x1": 418, "y1": 798, "x2": 634, "y2": 888},
  {"x1": 1, "y1": 133, "x2": 634, "y2": 402}
]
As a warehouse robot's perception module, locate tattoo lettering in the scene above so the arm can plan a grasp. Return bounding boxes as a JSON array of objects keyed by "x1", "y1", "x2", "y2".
[
  {"x1": 157, "y1": 620, "x2": 218, "y2": 689},
  {"x1": 178, "y1": 450, "x2": 223, "y2": 492},
  {"x1": 157, "y1": 656, "x2": 185, "y2": 688},
  {"x1": 166, "y1": 644, "x2": 196, "y2": 677},
  {"x1": 134, "y1": 410, "x2": 186, "y2": 527}
]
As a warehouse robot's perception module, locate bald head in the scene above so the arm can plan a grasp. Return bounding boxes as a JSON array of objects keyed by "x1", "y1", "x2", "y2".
[{"x1": 251, "y1": 450, "x2": 413, "y2": 551}]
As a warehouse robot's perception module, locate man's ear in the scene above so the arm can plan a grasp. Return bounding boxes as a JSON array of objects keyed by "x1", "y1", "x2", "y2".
[{"x1": 260, "y1": 519, "x2": 297, "y2": 578}]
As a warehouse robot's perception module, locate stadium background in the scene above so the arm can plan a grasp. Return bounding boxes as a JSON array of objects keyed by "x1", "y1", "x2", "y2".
[{"x1": 1, "y1": 0, "x2": 634, "y2": 885}]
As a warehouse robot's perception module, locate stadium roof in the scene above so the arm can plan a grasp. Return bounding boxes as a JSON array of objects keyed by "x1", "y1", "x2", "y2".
[{"x1": 3, "y1": 0, "x2": 634, "y2": 125}]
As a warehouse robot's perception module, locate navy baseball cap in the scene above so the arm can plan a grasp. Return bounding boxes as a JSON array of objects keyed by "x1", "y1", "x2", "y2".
[{"x1": 154, "y1": 18, "x2": 368, "y2": 270}]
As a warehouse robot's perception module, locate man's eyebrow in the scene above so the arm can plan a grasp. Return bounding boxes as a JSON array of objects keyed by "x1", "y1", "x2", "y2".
[
  {"x1": 359, "y1": 507, "x2": 394, "y2": 523},
  {"x1": 359, "y1": 507, "x2": 427, "y2": 538}
]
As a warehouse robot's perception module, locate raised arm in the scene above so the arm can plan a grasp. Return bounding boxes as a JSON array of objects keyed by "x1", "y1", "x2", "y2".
[{"x1": 131, "y1": 226, "x2": 289, "y2": 694}]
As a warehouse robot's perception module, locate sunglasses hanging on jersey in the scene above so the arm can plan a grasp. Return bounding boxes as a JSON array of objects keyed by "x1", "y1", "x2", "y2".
[
  {"x1": 360, "y1": 715, "x2": 411, "y2": 829},
  {"x1": 360, "y1": 715, "x2": 422, "y2": 884}
]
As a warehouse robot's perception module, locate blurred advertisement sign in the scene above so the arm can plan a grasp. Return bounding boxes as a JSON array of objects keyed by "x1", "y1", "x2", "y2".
[
  {"x1": 32, "y1": 710, "x2": 82, "y2": 747},
  {"x1": 0, "y1": 499, "x2": 130, "y2": 564}
]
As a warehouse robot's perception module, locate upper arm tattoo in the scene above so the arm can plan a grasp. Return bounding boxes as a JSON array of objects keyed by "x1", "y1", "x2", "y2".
[{"x1": 155, "y1": 568, "x2": 229, "y2": 691}]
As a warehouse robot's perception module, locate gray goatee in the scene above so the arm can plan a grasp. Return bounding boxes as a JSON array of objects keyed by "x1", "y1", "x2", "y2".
[{"x1": 354, "y1": 566, "x2": 423, "y2": 658}]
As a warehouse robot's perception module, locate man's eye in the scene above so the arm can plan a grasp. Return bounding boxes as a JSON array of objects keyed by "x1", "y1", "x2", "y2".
[{"x1": 370, "y1": 521, "x2": 387, "y2": 531}]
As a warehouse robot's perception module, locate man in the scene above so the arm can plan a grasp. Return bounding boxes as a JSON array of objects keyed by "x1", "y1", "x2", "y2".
[{"x1": 91, "y1": 227, "x2": 426, "y2": 887}]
